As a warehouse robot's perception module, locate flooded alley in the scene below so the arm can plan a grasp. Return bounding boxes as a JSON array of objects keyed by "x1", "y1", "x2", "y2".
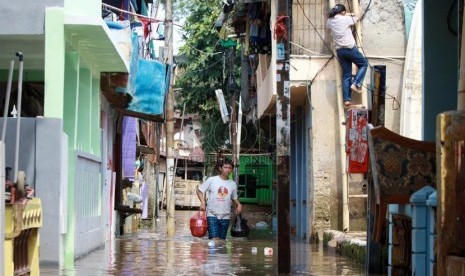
[{"x1": 41, "y1": 211, "x2": 364, "y2": 275}]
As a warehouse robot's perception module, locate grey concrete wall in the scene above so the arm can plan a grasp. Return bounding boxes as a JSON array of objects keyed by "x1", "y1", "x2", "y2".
[
  {"x1": 362, "y1": 0, "x2": 406, "y2": 57},
  {"x1": 0, "y1": 118, "x2": 36, "y2": 185},
  {"x1": 362, "y1": 0, "x2": 405, "y2": 133},
  {"x1": 0, "y1": 0, "x2": 64, "y2": 35},
  {"x1": 0, "y1": 118, "x2": 68, "y2": 265},
  {"x1": 310, "y1": 76, "x2": 339, "y2": 232},
  {"x1": 35, "y1": 118, "x2": 68, "y2": 265}
]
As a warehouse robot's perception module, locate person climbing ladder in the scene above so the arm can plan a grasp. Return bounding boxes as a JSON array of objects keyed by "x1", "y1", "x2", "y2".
[{"x1": 327, "y1": 4, "x2": 368, "y2": 106}]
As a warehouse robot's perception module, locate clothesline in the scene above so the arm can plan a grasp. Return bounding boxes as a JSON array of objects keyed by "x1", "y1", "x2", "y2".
[{"x1": 102, "y1": 3, "x2": 183, "y2": 27}]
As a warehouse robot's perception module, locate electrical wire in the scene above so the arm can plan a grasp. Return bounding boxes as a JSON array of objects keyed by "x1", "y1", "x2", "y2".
[
  {"x1": 295, "y1": 0, "x2": 335, "y2": 55},
  {"x1": 290, "y1": 41, "x2": 331, "y2": 56},
  {"x1": 176, "y1": 58, "x2": 223, "y2": 77},
  {"x1": 304, "y1": 55, "x2": 335, "y2": 107},
  {"x1": 358, "y1": 0, "x2": 373, "y2": 22},
  {"x1": 184, "y1": 41, "x2": 223, "y2": 56},
  {"x1": 102, "y1": 3, "x2": 184, "y2": 27},
  {"x1": 310, "y1": 55, "x2": 335, "y2": 84}
]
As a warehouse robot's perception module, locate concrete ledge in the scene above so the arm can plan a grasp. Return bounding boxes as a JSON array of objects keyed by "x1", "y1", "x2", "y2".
[{"x1": 323, "y1": 230, "x2": 367, "y2": 265}]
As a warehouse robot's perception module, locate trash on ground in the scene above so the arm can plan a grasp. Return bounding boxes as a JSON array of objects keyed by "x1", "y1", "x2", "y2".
[
  {"x1": 264, "y1": 247, "x2": 273, "y2": 256},
  {"x1": 255, "y1": 221, "x2": 268, "y2": 229}
]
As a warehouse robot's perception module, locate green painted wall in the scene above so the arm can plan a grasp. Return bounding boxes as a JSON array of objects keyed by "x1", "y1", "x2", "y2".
[
  {"x1": 78, "y1": 67, "x2": 91, "y2": 151},
  {"x1": 238, "y1": 155, "x2": 274, "y2": 205},
  {"x1": 62, "y1": 51, "x2": 79, "y2": 266},
  {"x1": 91, "y1": 77, "x2": 101, "y2": 156},
  {"x1": 64, "y1": 150, "x2": 75, "y2": 266},
  {"x1": 64, "y1": 52, "x2": 79, "y2": 148},
  {"x1": 64, "y1": 0, "x2": 100, "y2": 18},
  {"x1": 44, "y1": 8, "x2": 65, "y2": 119},
  {"x1": 46, "y1": 6, "x2": 105, "y2": 266}
]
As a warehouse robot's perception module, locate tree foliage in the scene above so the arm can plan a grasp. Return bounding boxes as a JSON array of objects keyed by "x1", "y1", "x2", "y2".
[
  {"x1": 176, "y1": 1, "x2": 223, "y2": 115},
  {"x1": 174, "y1": 0, "x2": 239, "y2": 154},
  {"x1": 171, "y1": 0, "x2": 269, "y2": 154}
]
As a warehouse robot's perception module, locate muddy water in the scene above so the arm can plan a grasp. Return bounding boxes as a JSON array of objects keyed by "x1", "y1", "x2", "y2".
[{"x1": 41, "y1": 211, "x2": 364, "y2": 275}]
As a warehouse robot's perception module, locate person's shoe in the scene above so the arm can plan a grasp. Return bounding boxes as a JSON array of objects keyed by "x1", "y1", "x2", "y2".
[
  {"x1": 344, "y1": 101, "x2": 352, "y2": 106},
  {"x1": 351, "y1": 84, "x2": 362, "y2": 93}
]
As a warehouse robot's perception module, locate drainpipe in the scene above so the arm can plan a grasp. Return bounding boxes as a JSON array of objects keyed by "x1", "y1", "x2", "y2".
[
  {"x1": 0, "y1": 142, "x2": 3, "y2": 274},
  {"x1": 329, "y1": 0, "x2": 350, "y2": 231},
  {"x1": 0, "y1": 60, "x2": 14, "y2": 273}
]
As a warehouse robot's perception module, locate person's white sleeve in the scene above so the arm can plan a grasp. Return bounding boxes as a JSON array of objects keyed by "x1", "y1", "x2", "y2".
[
  {"x1": 198, "y1": 177, "x2": 211, "y2": 194},
  {"x1": 344, "y1": 15, "x2": 356, "y2": 25}
]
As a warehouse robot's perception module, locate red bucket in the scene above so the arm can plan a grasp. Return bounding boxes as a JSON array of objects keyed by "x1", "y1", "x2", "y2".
[{"x1": 190, "y1": 211, "x2": 208, "y2": 237}]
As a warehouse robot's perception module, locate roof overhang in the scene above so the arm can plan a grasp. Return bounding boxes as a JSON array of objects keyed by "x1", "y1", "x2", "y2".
[
  {"x1": 0, "y1": 35, "x2": 45, "y2": 71},
  {"x1": 64, "y1": 14, "x2": 129, "y2": 74}
]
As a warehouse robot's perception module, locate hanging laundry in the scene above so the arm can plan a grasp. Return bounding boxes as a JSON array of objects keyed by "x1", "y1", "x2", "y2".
[
  {"x1": 122, "y1": 116, "x2": 137, "y2": 180},
  {"x1": 139, "y1": 177, "x2": 149, "y2": 219}
]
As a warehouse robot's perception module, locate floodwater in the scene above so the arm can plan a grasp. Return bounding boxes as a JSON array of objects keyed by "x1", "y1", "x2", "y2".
[{"x1": 41, "y1": 211, "x2": 364, "y2": 275}]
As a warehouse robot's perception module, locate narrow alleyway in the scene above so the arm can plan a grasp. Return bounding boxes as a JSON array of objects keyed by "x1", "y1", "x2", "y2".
[{"x1": 41, "y1": 211, "x2": 364, "y2": 275}]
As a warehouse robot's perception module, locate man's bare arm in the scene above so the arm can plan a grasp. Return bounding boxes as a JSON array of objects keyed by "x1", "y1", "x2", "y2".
[{"x1": 196, "y1": 189, "x2": 206, "y2": 211}]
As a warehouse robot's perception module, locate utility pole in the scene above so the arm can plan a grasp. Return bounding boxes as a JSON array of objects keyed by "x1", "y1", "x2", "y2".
[
  {"x1": 153, "y1": 122, "x2": 160, "y2": 220},
  {"x1": 228, "y1": 47, "x2": 239, "y2": 183},
  {"x1": 276, "y1": 0, "x2": 291, "y2": 273},
  {"x1": 164, "y1": 0, "x2": 175, "y2": 237}
]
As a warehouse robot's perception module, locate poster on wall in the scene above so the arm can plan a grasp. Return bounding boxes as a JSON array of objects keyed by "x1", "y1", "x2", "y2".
[{"x1": 346, "y1": 109, "x2": 369, "y2": 173}]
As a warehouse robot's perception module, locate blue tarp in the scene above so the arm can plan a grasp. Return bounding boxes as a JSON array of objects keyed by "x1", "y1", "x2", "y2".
[{"x1": 121, "y1": 32, "x2": 169, "y2": 116}]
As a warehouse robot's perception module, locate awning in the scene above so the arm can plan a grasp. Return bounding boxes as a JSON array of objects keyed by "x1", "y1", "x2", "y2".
[{"x1": 64, "y1": 14, "x2": 130, "y2": 73}]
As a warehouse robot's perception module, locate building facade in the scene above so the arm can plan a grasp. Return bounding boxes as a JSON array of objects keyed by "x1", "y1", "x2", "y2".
[{"x1": 0, "y1": 0, "x2": 132, "y2": 267}]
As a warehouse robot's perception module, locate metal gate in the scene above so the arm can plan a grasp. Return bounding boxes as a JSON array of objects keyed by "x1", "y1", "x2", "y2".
[{"x1": 74, "y1": 152, "x2": 102, "y2": 257}]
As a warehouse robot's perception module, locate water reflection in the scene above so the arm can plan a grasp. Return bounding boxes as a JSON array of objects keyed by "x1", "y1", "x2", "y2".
[{"x1": 41, "y1": 211, "x2": 364, "y2": 275}]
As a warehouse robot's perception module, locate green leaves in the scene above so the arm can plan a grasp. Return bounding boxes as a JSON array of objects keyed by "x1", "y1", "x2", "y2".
[{"x1": 174, "y1": 0, "x2": 247, "y2": 154}]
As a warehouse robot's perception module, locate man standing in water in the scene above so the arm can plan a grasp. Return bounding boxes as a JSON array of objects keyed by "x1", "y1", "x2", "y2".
[
  {"x1": 327, "y1": 4, "x2": 368, "y2": 106},
  {"x1": 196, "y1": 159, "x2": 242, "y2": 240}
]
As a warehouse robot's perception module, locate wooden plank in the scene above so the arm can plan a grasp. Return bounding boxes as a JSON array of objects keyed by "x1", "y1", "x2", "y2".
[
  {"x1": 437, "y1": 111, "x2": 465, "y2": 276},
  {"x1": 446, "y1": 256, "x2": 465, "y2": 275},
  {"x1": 456, "y1": 140, "x2": 465, "y2": 250}
]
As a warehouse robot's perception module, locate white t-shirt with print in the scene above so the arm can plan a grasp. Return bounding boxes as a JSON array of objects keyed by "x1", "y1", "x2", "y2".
[
  {"x1": 327, "y1": 14, "x2": 357, "y2": 49},
  {"x1": 198, "y1": 175, "x2": 238, "y2": 219}
]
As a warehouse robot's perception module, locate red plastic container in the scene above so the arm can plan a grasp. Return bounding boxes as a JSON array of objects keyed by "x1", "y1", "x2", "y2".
[{"x1": 190, "y1": 211, "x2": 208, "y2": 237}]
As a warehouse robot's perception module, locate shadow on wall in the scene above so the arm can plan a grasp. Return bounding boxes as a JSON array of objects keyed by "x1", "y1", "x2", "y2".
[{"x1": 0, "y1": 82, "x2": 44, "y2": 117}]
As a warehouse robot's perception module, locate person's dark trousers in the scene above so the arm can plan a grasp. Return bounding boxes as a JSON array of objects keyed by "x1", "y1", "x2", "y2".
[{"x1": 337, "y1": 46, "x2": 368, "y2": 102}]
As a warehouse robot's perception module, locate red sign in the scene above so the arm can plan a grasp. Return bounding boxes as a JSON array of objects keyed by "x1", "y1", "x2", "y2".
[{"x1": 346, "y1": 109, "x2": 369, "y2": 173}]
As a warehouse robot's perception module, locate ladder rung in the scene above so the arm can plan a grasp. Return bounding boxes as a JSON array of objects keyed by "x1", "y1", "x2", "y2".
[{"x1": 348, "y1": 194, "x2": 368, "y2": 198}]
